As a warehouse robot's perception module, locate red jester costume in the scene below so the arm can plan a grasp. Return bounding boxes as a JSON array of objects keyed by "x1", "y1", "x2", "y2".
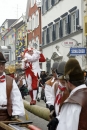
[{"x1": 21, "y1": 47, "x2": 46, "y2": 105}]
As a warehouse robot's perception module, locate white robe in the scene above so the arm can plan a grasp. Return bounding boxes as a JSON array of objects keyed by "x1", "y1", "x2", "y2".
[
  {"x1": 22, "y1": 50, "x2": 41, "y2": 77},
  {"x1": 45, "y1": 77, "x2": 57, "y2": 107},
  {"x1": 0, "y1": 73, "x2": 25, "y2": 116},
  {"x1": 56, "y1": 84, "x2": 87, "y2": 130}
]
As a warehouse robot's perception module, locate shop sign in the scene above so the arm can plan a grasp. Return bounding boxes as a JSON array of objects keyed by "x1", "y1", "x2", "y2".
[
  {"x1": 62, "y1": 39, "x2": 77, "y2": 47},
  {"x1": 70, "y1": 47, "x2": 86, "y2": 56}
]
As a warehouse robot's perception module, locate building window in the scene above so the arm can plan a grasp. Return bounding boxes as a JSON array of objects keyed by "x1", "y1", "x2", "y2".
[
  {"x1": 55, "y1": 22, "x2": 59, "y2": 39},
  {"x1": 31, "y1": 0, "x2": 34, "y2": 7},
  {"x1": 55, "y1": 0, "x2": 59, "y2": 4},
  {"x1": 32, "y1": 15, "x2": 35, "y2": 30},
  {"x1": 43, "y1": 0, "x2": 46, "y2": 14},
  {"x1": 3, "y1": 51, "x2": 10, "y2": 63},
  {"x1": 62, "y1": 17, "x2": 67, "y2": 36},
  {"x1": 36, "y1": 11, "x2": 39, "y2": 28},
  {"x1": 71, "y1": 12, "x2": 76, "y2": 32},
  {"x1": 28, "y1": 41, "x2": 32, "y2": 47},
  {"x1": 28, "y1": 17, "x2": 32, "y2": 30},
  {"x1": 43, "y1": 29, "x2": 47, "y2": 45},
  {"x1": 49, "y1": 25, "x2": 53, "y2": 43},
  {"x1": 35, "y1": 37, "x2": 39, "y2": 49},
  {"x1": 48, "y1": 0, "x2": 51, "y2": 9}
]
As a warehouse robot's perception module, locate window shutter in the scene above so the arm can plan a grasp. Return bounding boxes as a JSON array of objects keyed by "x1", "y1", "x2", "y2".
[
  {"x1": 42, "y1": 31, "x2": 44, "y2": 45},
  {"x1": 51, "y1": 0, "x2": 55, "y2": 6},
  {"x1": 42, "y1": 1, "x2": 44, "y2": 14},
  {"x1": 42, "y1": 4, "x2": 44, "y2": 14},
  {"x1": 66, "y1": 15, "x2": 69, "y2": 34},
  {"x1": 52, "y1": 24, "x2": 56, "y2": 41},
  {"x1": 76, "y1": 9, "x2": 79, "y2": 30},
  {"x1": 46, "y1": 28, "x2": 49, "y2": 44},
  {"x1": 59, "y1": 20, "x2": 63, "y2": 38},
  {"x1": 69, "y1": 14, "x2": 71, "y2": 33},
  {"x1": 46, "y1": 0, "x2": 48, "y2": 11}
]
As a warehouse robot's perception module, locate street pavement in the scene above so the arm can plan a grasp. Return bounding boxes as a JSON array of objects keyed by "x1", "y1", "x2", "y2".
[{"x1": 21, "y1": 95, "x2": 49, "y2": 130}]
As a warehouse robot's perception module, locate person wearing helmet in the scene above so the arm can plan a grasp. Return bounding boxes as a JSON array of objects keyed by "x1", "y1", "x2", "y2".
[{"x1": 47, "y1": 61, "x2": 69, "y2": 130}]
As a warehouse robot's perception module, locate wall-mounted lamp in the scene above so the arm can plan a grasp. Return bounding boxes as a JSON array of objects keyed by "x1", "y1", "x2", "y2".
[{"x1": 55, "y1": 45, "x2": 59, "y2": 51}]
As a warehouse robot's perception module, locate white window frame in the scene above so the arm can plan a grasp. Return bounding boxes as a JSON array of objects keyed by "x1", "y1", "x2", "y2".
[
  {"x1": 28, "y1": 41, "x2": 32, "y2": 47},
  {"x1": 43, "y1": 29, "x2": 47, "y2": 45},
  {"x1": 55, "y1": 22, "x2": 59, "y2": 39},
  {"x1": 5, "y1": 22, "x2": 8, "y2": 29},
  {"x1": 36, "y1": 11, "x2": 39, "y2": 28},
  {"x1": 31, "y1": 0, "x2": 34, "y2": 7},
  {"x1": 35, "y1": 37, "x2": 39, "y2": 49},
  {"x1": 3, "y1": 51, "x2": 10, "y2": 63},
  {"x1": 62, "y1": 17, "x2": 67, "y2": 36},
  {"x1": 32, "y1": 15, "x2": 35, "y2": 30},
  {"x1": 28, "y1": 17, "x2": 32, "y2": 30},
  {"x1": 71, "y1": 12, "x2": 76, "y2": 33},
  {"x1": 32, "y1": 39, "x2": 35, "y2": 48},
  {"x1": 43, "y1": 0, "x2": 46, "y2": 13},
  {"x1": 48, "y1": 0, "x2": 52, "y2": 9},
  {"x1": 49, "y1": 25, "x2": 53, "y2": 43}
]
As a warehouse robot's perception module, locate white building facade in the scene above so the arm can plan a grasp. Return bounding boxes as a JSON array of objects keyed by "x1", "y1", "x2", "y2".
[{"x1": 42, "y1": 0, "x2": 85, "y2": 73}]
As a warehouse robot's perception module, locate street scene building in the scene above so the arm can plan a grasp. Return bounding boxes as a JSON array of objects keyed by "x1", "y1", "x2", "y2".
[
  {"x1": 0, "y1": 0, "x2": 86, "y2": 72},
  {"x1": 0, "y1": 0, "x2": 87, "y2": 130},
  {"x1": 42, "y1": 0, "x2": 85, "y2": 73}
]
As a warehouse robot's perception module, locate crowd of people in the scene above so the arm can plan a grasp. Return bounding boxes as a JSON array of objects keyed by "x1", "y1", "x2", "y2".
[
  {"x1": 0, "y1": 45, "x2": 87, "y2": 130},
  {"x1": 14, "y1": 55, "x2": 87, "y2": 130}
]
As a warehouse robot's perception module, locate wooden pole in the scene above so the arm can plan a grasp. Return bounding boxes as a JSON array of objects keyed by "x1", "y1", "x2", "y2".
[{"x1": 23, "y1": 100, "x2": 50, "y2": 121}]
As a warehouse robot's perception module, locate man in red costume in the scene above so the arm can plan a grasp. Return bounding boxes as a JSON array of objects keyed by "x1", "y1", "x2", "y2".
[{"x1": 21, "y1": 47, "x2": 45, "y2": 105}]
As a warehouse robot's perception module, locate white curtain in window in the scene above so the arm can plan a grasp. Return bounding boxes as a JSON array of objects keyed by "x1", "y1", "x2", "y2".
[
  {"x1": 28, "y1": 17, "x2": 32, "y2": 30},
  {"x1": 31, "y1": 0, "x2": 34, "y2": 7},
  {"x1": 32, "y1": 15, "x2": 35, "y2": 30},
  {"x1": 71, "y1": 13, "x2": 76, "y2": 32},
  {"x1": 36, "y1": 11, "x2": 39, "y2": 28},
  {"x1": 36, "y1": 37, "x2": 39, "y2": 50}
]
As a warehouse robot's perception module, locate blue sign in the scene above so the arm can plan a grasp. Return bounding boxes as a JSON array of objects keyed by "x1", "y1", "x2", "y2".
[{"x1": 70, "y1": 47, "x2": 86, "y2": 56}]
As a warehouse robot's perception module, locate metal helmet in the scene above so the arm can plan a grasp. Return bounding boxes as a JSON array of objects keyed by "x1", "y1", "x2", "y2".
[
  {"x1": 57, "y1": 61, "x2": 66, "y2": 76},
  {"x1": 51, "y1": 61, "x2": 59, "y2": 72}
]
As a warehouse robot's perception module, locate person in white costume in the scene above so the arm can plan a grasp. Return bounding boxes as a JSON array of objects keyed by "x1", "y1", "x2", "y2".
[
  {"x1": 56, "y1": 58, "x2": 87, "y2": 130},
  {"x1": 0, "y1": 52, "x2": 25, "y2": 130},
  {"x1": 21, "y1": 47, "x2": 46, "y2": 105},
  {"x1": 45, "y1": 62, "x2": 59, "y2": 108},
  {"x1": 47, "y1": 61, "x2": 69, "y2": 130}
]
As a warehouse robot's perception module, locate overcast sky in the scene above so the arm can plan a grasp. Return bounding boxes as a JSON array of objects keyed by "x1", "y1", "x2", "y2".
[{"x1": 0, "y1": 0, "x2": 27, "y2": 26}]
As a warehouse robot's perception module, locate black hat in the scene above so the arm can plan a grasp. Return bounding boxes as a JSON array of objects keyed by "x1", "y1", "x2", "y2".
[{"x1": 0, "y1": 52, "x2": 6, "y2": 63}]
